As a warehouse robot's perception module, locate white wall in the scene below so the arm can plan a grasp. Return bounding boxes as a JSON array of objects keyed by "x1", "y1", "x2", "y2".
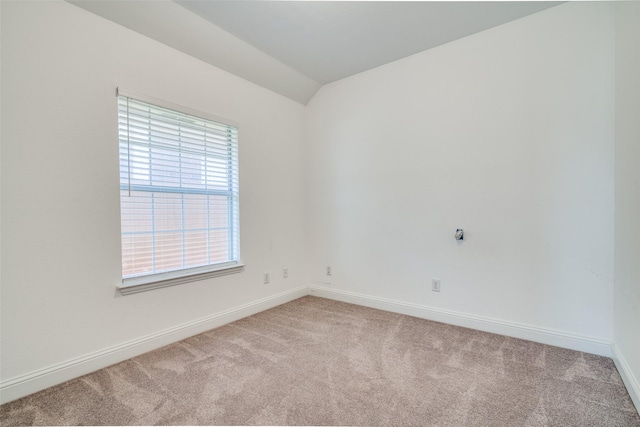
[
  {"x1": 614, "y1": 1, "x2": 640, "y2": 409},
  {"x1": 1, "y1": 0, "x2": 307, "y2": 386},
  {"x1": 306, "y1": 3, "x2": 615, "y2": 340},
  {"x1": 2, "y1": 0, "x2": 636, "y2": 407}
]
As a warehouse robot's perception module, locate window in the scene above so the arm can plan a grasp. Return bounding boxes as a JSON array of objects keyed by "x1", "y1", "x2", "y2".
[{"x1": 117, "y1": 90, "x2": 242, "y2": 294}]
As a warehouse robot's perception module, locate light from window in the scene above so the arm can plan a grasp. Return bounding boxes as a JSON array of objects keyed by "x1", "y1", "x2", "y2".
[{"x1": 118, "y1": 94, "x2": 240, "y2": 287}]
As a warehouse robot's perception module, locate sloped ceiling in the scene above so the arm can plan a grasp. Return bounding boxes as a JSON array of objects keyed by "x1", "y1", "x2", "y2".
[{"x1": 70, "y1": 1, "x2": 560, "y2": 104}]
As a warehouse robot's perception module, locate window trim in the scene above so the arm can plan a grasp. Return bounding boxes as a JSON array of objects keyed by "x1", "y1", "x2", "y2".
[
  {"x1": 115, "y1": 88, "x2": 243, "y2": 295},
  {"x1": 118, "y1": 263, "x2": 245, "y2": 295}
]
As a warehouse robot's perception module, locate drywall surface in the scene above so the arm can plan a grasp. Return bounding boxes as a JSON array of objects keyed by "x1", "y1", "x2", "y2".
[
  {"x1": 306, "y1": 2, "x2": 615, "y2": 340},
  {"x1": 614, "y1": 1, "x2": 640, "y2": 403},
  {"x1": 0, "y1": 1, "x2": 307, "y2": 382}
]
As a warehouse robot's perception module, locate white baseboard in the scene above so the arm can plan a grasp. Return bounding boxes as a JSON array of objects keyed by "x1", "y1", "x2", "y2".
[
  {"x1": 309, "y1": 286, "x2": 612, "y2": 357},
  {"x1": 612, "y1": 343, "x2": 640, "y2": 414},
  {"x1": 0, "y1": 285, "x2": 619, "y2": 406},
  {"x1": 0, "y1": 286, "x2": 308, "y2": 405}
]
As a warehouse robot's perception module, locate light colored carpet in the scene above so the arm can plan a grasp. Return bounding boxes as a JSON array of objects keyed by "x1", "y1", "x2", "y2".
[{"x1": 1, "y1": 296, "x2": 638, "y2": 426}]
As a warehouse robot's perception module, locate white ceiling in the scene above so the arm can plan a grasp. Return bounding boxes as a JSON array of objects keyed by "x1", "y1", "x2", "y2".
[
  {"x1": 177, "y1": 1, "x2": 560, "y2": 85},
  {"x1": 70, "y1": 1, "x2": 560, "y2": 104}
]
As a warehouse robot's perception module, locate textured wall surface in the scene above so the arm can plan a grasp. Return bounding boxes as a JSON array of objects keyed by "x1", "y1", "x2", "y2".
[
  {"x1": 306, "y1": 2, "x2": 615, "y2": 340},
  {"x1": 1, "y1": 1, "x2": 308, "y2": 382},
  {"x1": 614, "y1": 1, "x2": 640, "y2": 407}
]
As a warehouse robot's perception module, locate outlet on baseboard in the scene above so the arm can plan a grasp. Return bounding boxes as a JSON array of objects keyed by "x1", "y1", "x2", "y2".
[
  {"x1": 326, "y1": 266, "x2": 332, "y2": 276},
  {"x1": 432, "y1": 278, "x2": 441, "y2": 292},
  {"x1": 283, "y1": 268, "x2": 288, "y2": 279},
  {"x1": 264, "y1": 272, "x2": 270, "y2": 284}
]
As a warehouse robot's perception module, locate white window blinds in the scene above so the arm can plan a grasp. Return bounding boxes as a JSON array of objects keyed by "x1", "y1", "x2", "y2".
[{"x1": 118, "y1": 93, "x2": 240, "y2": 287}]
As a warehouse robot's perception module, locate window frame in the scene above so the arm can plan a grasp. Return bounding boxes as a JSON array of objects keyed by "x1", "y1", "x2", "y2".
[{"x1": 115, "y1": 88, "x2": 243, "y2": 295}]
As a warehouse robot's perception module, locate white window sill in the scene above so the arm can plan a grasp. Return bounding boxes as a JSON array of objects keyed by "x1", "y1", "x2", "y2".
[{"x1": 118, "y1": 263, "x2": 245, "y2": 295}]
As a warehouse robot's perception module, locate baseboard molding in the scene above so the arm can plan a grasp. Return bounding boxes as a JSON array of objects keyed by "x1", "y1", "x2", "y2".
[
  {"x1": 0, "y1": 286, "x2": 308, "y2": 405},
  {"x1": 0, "y1": 285, "x2": 619, "y2": 406},
  {"x1": 612, "y1": 343, "x2": 640, "y2": 414},
  {"x1": 309, "y1": 286, "x2": 612, "y2": 357}
]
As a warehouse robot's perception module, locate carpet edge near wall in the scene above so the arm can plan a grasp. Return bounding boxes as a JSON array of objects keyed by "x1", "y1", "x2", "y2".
[
  {"x1": 0, "y1": 286, "x2": 308, "y2": 405},
  {"x1": 613, "y1": 343, "x2": 640, "y2": 415},
  {"x1": 310, "y1": 285, "x2": 639, "y2": 416},
  {"x1": 308, "y1": 286, "x2": 612, "y2": 356},
  {"x1": 3, "y1": 284, "x2": 638, "y2": 417}
]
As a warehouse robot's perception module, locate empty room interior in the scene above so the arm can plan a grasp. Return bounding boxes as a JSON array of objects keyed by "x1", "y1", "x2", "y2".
[{"x1": 1, "y1": 0, "x2": 639, "y2": 425}]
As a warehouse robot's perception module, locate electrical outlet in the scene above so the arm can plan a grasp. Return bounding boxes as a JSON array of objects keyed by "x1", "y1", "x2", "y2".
[
  {"x1": 432, "y1": 278, "x2": 441, "y2": 292},
  {"x1": 326, "y1": 266, "x2": 332, "y2": 276},
  {"x1": 264, "y1": 272, "x2": 270, "y2": 284},
  {"x1": 283, "y1": 268, "x2": 288, "y2": 279}
]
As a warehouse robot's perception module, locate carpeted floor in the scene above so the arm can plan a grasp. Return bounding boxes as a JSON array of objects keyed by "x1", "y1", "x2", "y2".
[{"x1": 1, "y1": 296, "x2": 639, "y2": 426}]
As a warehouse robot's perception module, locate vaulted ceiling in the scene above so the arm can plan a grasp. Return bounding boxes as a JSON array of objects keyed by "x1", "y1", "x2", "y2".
[{"x1": 70, "y1": 1, "x2": 561, "y2": 104}]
